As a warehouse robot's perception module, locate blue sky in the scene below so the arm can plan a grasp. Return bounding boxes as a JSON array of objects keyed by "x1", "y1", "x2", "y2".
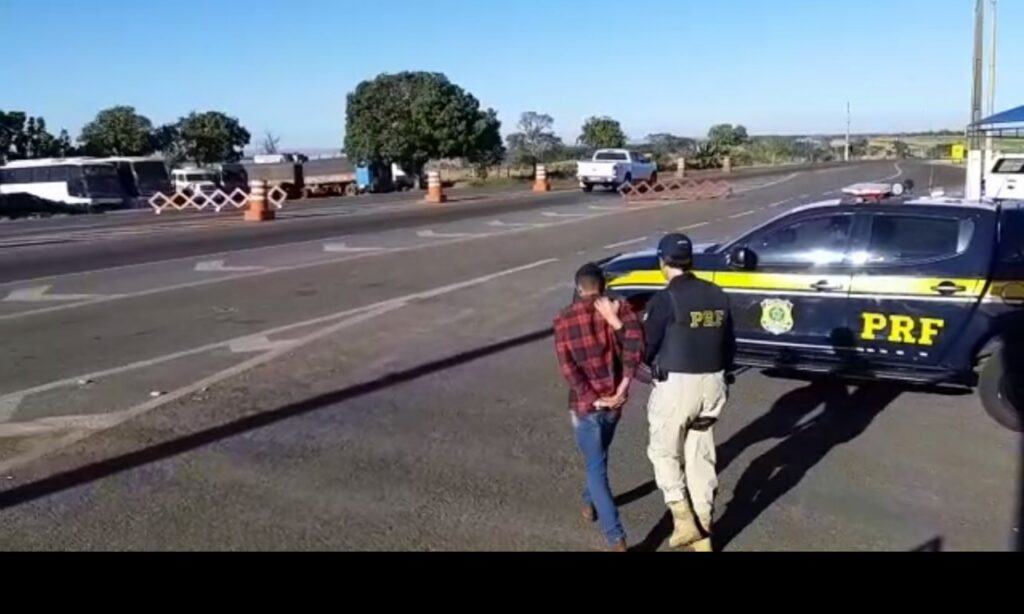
[{"x1": 2, "y1": 0, "x2": 1020, "y2": 149}]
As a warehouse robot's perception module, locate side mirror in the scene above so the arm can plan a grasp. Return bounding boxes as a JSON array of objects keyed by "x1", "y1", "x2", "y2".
[{"x1": 728, "y1": 246, "x2": 757, "y2": 270}]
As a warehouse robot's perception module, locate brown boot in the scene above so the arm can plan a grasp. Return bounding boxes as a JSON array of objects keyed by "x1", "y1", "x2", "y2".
[
  {"x1": 608, "y1": 539, "x2": 628, "y2": 552},
  {"x1": 667, "y1": 501, "x2": 702, "y2": 549}
]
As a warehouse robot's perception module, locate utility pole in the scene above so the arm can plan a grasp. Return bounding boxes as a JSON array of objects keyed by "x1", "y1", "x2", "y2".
[
  {"x1": 970, "y1": 0, "x2": 984, "y2": 149},
  {"x1": 988, "y1": 0, "x2": 997, "y2": 116},
  {"x1": 844, "y1": 102, "x2": 851, "y2": 162},
  {"x1": 966, "y1": 0, "x2": 985, "y2": 199}
]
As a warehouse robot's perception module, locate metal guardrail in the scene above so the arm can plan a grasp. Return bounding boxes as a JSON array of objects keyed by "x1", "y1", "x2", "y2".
[{"x1": 148, "y1": 185, "x2": 287, "y2": 215}]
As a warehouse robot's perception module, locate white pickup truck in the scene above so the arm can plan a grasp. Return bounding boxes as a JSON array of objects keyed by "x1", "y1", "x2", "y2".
[
  {"x1": 984, "y1": 154, "x2": 1024, "y2": 200},
  {"x1": 576, "y1": 149, "x2": 658, "y2": 192}
]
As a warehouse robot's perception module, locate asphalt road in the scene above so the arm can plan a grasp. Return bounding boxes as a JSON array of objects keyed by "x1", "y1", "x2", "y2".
[{"x1": 0, "y1": 160, "x2": 1018, "y2": 551}]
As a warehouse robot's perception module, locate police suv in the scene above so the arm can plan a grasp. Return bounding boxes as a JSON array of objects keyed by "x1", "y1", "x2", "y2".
[{"x1": 601, "y1": 182, "x2": 1024, "y2": 431}]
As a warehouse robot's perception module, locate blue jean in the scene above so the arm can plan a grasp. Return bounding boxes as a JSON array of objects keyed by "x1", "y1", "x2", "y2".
[{"x1": 573, "y1": 410, "x2": 625, "y2": 545}]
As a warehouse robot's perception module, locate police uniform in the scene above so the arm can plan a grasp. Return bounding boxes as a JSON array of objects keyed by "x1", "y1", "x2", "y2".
[{"x1": 643, "y1": 233, "x2": 735, "y2": 551}]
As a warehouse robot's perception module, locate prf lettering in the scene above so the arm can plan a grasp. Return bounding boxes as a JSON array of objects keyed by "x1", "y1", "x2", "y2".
[
  {"x1": 860, "y1": 313, "x2": 945, "y2": 346},
  {"x1": 690, "y1": 310, "x2": 725, "y2": 329}
]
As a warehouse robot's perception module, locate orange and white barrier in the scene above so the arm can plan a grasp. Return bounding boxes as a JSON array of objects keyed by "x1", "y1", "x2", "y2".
[
  {"x1": 244, "y1": 180, "x2": 276, "y2": 222},
  {"x1": 533, "y1": 164, "x2": 550, "y2": 192},
  {"x1": 425, "y1": 171, "x2": 446, "y2": 203}
]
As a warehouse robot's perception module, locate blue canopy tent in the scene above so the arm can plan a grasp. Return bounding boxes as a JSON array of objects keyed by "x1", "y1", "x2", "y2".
[{"x1": 971, "y1": 104, "x2": 1024, "y2": 138}]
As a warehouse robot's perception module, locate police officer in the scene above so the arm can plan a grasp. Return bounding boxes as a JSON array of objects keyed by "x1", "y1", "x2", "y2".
[{"x1": 643, "y1": 232, "x2": 735, "y2": 552}]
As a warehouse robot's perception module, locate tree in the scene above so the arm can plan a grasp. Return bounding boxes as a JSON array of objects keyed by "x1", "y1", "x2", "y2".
[
  {"x1": 79, "y1": 106, "x2": 156, "y2": 157},
  {"x1": 0, "y1": 111, "x2": 27, "y2": 162},
  {"x1": 464, "y1": 108, "x2": 505, "y2": 178},
  {"x1": 689, "y1": 141, "x2": 725, "y2": 170},
  {"x1": 0, "y1": 111, "x2": 65, "y2": 160},
  {"x1": 153, "y1": 123, "x2": 186, "y2": 164},
  {"x1": 892, "y1": 139, "x2": 911, "y2": 159},
  {"x1": 344, "y1": 71, "x2": 504, "y2": 183},
  {"x1": 578, "y1": 116, "x2": 626, "y2": 149},
  {"x1": 645, "y1": 133, "x2": 695, "y2": 153},
  {"x1": 505, "y1": 111, "x2": 563, "y2": 167},
  {"x1": 261, "y1": 131, "x2": 281, "y2": 155},
  {"x1": 176, "y1": 111, "x2": 251, "y2": 165},
  {"x1": 707, "y1": 124, "x2": 749, "y2": 149}
]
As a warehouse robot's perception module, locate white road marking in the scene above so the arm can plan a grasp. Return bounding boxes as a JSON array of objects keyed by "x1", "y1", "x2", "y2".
[
  {"x1": 0, "y1": 257, "x2": 560, "y2": 431},
  {"x1": 767, "y1": 198, "x2": 791, "y2": 208},
  {"x1": 588, "y1": 205, "x2": 621, "y2": 211},
  {"x1": 3, "y1": 285, "x2": 103, "y2": 303},
  {"x1": 733, "y1": 172, "x2": 800, "y2": 194},
  {"x1": 194, "y1": 260, "x2": 268, "y2": 273},
  {"x1": 0, "y1": 395, "x2": 24, "y2": 422},
  {"x1": 541, "y1": 211, "x2": 588, "y2": 218},
  {"x1": 487, "y1": 220, "x2": 540, "y2": 228},
  {"x1": 728, "y1": 210, "x2": 757, "y2": 219},
  {"x1": 416, "y1": 229, "x2": 472, "y2": 239},
  {"x1": 678, "y1": 221, "x2": 709, "y2": 231},
  {"x1": 228, "y1": 335, "x2": 300, "y2": 354},
  {"x1": 603, "y1": 236, "x2": 648, "y2": 250},
  {"x1": 323, "y1": 242, "x2": 386, "y2": 253},
  {"x1": 0, "y1": 258, "x2": 560, "y2": 467},
  {"x1": 798, "y1": 193, "x2": 811, "y2": 199}
]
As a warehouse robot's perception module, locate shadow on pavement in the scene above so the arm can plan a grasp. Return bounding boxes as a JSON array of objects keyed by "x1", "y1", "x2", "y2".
[
  {"x1": 632, "y1": 379, "x2": 901, "y2": 552},
  {"x1": 910, "y1": 536, "x2": 943, "y2": 552},
  {"x1": 0, "y1": 328, "x2": 555, "y2": 512}
]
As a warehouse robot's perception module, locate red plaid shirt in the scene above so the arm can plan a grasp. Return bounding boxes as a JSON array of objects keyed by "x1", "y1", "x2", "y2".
[{"x1": 553, "y1": 297, "x2": 645, "y2": 414}]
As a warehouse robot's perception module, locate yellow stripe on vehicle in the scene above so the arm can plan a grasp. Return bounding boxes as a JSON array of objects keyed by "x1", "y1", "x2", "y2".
[
  {"x1": 713, "y1": 271, "x2": 849, "y2": 291},
  {"x1": 606, "y1": 269, "x2": 715, "y2": 289},
  {"x1": 985, "y1": 280, "x2": 1024, "y2": 303},
  {"x1": 850, "y1": 276, "x2": 985, "y2": 297}
]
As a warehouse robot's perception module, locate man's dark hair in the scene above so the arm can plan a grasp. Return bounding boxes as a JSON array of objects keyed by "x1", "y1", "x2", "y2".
[{"x1": 575, "y1": 262, "x2": 606, "y2": 294}]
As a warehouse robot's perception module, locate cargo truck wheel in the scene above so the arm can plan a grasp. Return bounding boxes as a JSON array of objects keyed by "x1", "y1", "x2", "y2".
[
  {"x1": 344, "y1": 183, "x2": 359, "y2": 197},
  {"x1": 581, "y1": 183, "x2": 593, "y2": 193},
  {"x1": 978, "y1": 341, "x2": 1024, "y2": 432}
]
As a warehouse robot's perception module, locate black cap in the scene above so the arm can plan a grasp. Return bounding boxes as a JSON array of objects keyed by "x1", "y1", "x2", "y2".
[{"x1": 657, "y1": 233, "x2": 693, "y2": 267}]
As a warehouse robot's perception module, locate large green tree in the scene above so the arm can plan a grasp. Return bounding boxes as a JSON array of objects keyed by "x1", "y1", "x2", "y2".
[
  {"x1": 506, "y1": 111, "x2": 563, "y2": 166},
  {"x1": 344, "y1": 71, "x2": 504, "y2": 181},
  {"x1": 707, "y1": 123, "x2": 749, "y2": 149},
  {"x1": 79, "y1": 105, "x2": 156, "y2": 156},
  {"x1": 176, "y1": 111, "x2": 251, "y2": 165},
  {"x1": 578, "y1": 116, "x2": 626, "y2": 150}
]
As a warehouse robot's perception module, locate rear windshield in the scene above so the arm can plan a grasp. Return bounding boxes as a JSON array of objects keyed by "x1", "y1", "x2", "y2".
[{"x1": 595, "y1": 152, "x2": 628, "y2": 161}]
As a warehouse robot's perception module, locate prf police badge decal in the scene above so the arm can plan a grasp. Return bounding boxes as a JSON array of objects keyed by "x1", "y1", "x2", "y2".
[{"x1": 760, "y1": 298, "x2": 794, "y2": 335}]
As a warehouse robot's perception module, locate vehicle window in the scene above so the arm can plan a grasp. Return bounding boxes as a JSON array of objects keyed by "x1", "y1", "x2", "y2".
[
  {"x1": 51, "y1": 166, "x2": 69, "y2": 182},
  {"x1": 998, "y1": 208, "x2": 1024, "y2": 263},
  {"x1": 595, "y1": 152, "x2": 627, "y2": 161},
  {"x1": 747, "y1": 214, "x2": 854, "y2": 266},
  {"x1": 993, "y1": 159, "x2": 1024, "y2": 174},
  {"x1": 864, "y1": 215, "x2": 966, "y2": 264},
  {"x1": 633, "y1": 153, "x2": 647, "y2": 164},
  {"x1": 8, "y1": 168, "x2": 33, "y2": 183}
]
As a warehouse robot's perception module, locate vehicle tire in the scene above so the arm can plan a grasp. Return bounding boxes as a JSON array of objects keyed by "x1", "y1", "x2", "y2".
[
  {"x1": 649, "y1": 172, "x2": 658, "y2": 185},
  {"x1": 581, "y1": 183, "x2": 593, "y2": 193},
  {"x1": 344, "y1": 183, "x2": 359, "y2": 197},
  {"x1": 978, "y1": 342, "x2": 1024, "y2": 432}
]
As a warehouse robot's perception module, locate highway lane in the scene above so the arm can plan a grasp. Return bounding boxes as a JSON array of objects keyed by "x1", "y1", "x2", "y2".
[
  {"x1": 0, "y1": 163, "x2": 858, "y2": 282},
  {"x1": 2, "y1": 161, "x2": 1013, "y2": 551}
]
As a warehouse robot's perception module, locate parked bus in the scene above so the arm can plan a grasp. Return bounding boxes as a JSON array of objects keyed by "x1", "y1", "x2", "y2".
[
  {"x1": 0, "y1": 158, "x2": 126, "y2": 208},
  {"x1": 94, "y1": 156, "x2": 172, "y2": 204}
]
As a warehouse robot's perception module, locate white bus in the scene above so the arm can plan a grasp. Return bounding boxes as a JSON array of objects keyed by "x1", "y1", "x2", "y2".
[{"x1": 0, "y1": 158, "x2": 126, "y2": 208}]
